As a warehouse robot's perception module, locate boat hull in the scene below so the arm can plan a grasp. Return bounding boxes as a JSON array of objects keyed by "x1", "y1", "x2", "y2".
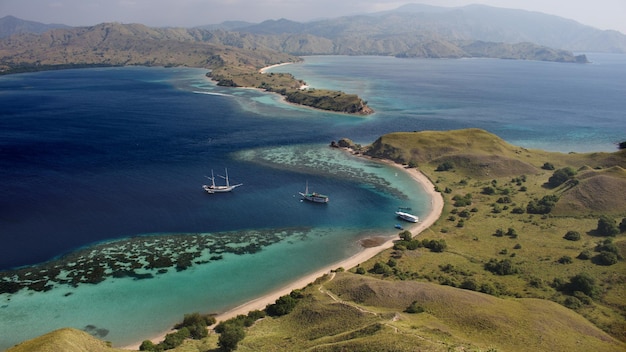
[
  {"x1": 395, "y1": 211, "x2": 418, "y2": 223},
  {"x1": 299, "y1": 192, "x2": 329, "y2": 203}
]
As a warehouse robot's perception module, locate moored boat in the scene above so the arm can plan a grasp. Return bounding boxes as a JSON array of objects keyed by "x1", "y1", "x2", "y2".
[
  {"x1": 299, "y1": 181, "x2": 329, "y2": 203},
  {"x1": 395, "y1": 211, "x2": 418, "y2": 223},
  {"x1": 203, "y1": 168, "x2": 242, "y2": 194}
]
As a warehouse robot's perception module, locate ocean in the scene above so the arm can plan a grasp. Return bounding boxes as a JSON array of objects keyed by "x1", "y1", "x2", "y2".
[{"x1": 0, "y1": 53, "x2": 624, "y2": 349}]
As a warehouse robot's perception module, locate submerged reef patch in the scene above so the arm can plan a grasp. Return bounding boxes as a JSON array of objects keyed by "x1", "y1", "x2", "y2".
[
  {"x1": 235, "y1": 144, "x2": 406, "y2": 199},
  {"x1": 0, "y1": 227, "x2": 309, "y2": 295}
]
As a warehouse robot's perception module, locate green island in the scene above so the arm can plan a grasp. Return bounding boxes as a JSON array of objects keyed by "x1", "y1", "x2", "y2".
[{"x1": 9, "y1": 129, "x2": 625, "y2": 352}]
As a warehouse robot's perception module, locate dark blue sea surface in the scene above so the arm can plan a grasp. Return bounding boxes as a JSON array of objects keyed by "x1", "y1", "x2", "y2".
[{"x1": 0, "y1": 53, "x2": 624, "y2": 348}]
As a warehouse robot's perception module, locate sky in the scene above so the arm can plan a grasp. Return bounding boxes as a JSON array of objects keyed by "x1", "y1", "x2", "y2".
[{"x1": 1, "y1": 0, "x2": 625, "y2": 34}]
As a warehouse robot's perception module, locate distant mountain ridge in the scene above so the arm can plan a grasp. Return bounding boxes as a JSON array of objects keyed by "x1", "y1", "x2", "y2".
[
  {"x1": 0, "y1": 15, "x2": 69, "y2": 38},
  {"x1": 232, "y1": 4, "x2": 626, "y2": 53},
  {"x1": 6, "y1": 3, "x2": 624, "y2": 74}
]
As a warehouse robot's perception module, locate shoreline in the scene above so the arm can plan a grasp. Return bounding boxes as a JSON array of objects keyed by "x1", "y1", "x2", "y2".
[
  {"x1": 121, "y1": 161, "x2": 443, "y2": 350},
  {"x1": 258, "y1": 62, "x2": 293, "y2": 74}
]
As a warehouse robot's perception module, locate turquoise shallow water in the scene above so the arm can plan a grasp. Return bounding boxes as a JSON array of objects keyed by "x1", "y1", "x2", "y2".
[
  {"x1": 0, "y1": 142, "x2": 430, "y2": 348},
  {"x1": 1, "y1": 53, "x2": 624, "y2": 349}
]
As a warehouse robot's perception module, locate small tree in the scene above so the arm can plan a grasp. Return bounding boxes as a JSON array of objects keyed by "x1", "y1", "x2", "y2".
[
  {"x1": 596, "y1": 216, "x2": 619, "y2": 236},
  {"x1": 266, "y1": 294, "x2": 298, "y2": 316},
  {"x1": 547, "y1": 167, "x2": 576, "y2": 188},
  {"x1": 218, "y1": 324, "x2": 245, "y2": 352},
  {"x1": 404, "y1": 301, "x2": 425, "y2": 314},
  {"x1": 436, "y1": 161, "x2": 454, "y2": 171},
  {"x1": 399, "y1": 230, "x2": 412, "y2": 241},
  {"x1": 542, "y1": 162, "x2": 555, "y2": 170},
  {"x1": 596, "y1": 251, "x2": 619, "y2": 266},
  {"x1": 485, "y1": 258, "x2": 519, "y2": 275},
  {"x1": 139, "y1": 340, "x2": 159, "y2": 351},
  {"x1": 567, "y1": 273, "x2": 599, "y2": 299}
]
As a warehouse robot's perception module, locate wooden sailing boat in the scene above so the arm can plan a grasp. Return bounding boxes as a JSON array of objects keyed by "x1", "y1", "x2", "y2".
[{"x1": 203, "y1": 168, "x2": 242, "y2": 194}]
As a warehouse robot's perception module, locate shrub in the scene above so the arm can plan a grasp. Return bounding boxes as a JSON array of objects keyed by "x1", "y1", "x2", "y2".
[
  {"x1": 566, "y1": 273, "x2": 599, "y2": 299},
  {"x1": 399, "y1": 230, "x2": 412, "y2": 241},
  {"x1": 547, "y1": 167, "x2": 576, "y2": 188},
  {"x1": 453, "y1": 193, "x2": 473, "y2": 207},
  {"x1": 355, "y1": 266, "x2": 366, "y2": 275},
  {"x1": 577, "y1": 249, "x2": 592, "y2": 260},
  {"x1": 527, "y1": 195, "x2": 559, "y2": 214},
  {"x1": 266, "y1": 294, "x2": 299, "y2": 316},
  {"x1": 482, "y1": 186, "x2": 496, "y2": 195},
  {"x1": 558, "y1": 256, "x2": 573, "y2": 264},
  {"x1": 460, "y1": 279, "x2": 478, "y2": 291},
  {"x1": 424, "y1": 239, "x2": 447, "y2": 252},
  {"x1": 620, "y1": 218, "x2": 626, "y2": 232},
  {"x1": 596, "y1": 216, "x2": 619, "y2": 236},
  {"x1": 480, "y1": 283, "x2": 498, "y2": 295},
  {"x1": 139, "y1": 340, "x2": 159, "y2": 351},
  {"x1": 511, "y1": 206, "x2": 525, "y2": 214},
  {"x1": 595, "y1": 238, "x2": 619, "y2": 255},
  {"x1": 497, "y1": 196, "x2": 512, "y2": 204},
  {"x1": 161, "y1": 327, "x2": 190, "y2": 350},
  {"x1": 506, "y1": 228, "x2": 518, "y2": 238},
  {"x1": 218, "y1": 324, "x2": 245, "y2": 352},
  {"x1": 484, "y1": 258, "x2": 519, "y2": 275},
  {"x1": 595, "y1": 251, "x2": 619, "y2": 266},
  {"x1": 436, "y1": 161, "x2": 454, "y2": 171},
  {"x1": 371, "y1": 262, "x2": 393, "y2": 276},
  {"x1": 563, "y1": 296, "x2": 583, "y2": 309},
  {"x1": 404, "y1": 301, "x2": 425, "y2": 314},
  {"x1": 563, "y1": 231, "x2": 581, "y2": 241},
  {"x1": 542, "y1": 162, "x2": 555, "y2": 170}
]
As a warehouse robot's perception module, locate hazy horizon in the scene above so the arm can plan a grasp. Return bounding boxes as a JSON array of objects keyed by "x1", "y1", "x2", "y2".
[{"x1": 1, "y1": 1, "x2": 625, "y2": 35}]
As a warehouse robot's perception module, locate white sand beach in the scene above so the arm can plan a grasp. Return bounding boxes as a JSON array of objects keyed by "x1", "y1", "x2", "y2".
[
  {"x1": 258, "y1": 62, "x2": 293, "y2": 74},
  {"x1": 122, "y1": 163, "x2": 443, "y2": 350}
]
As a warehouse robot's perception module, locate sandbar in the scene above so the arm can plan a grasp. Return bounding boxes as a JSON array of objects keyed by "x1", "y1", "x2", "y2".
[{"x1": 122, "y1": 161, "x2": 443, "y2": 350}]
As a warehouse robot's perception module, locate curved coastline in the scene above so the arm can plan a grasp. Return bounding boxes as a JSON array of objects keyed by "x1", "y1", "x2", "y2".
[{"x1": 121, "y1": 161, "x2": 443, "y2": 350}]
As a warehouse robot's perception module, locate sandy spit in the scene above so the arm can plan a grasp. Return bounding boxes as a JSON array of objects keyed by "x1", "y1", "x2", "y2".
[{"x1": 122, "y1": 161, "x2": 443, "y2": 350}]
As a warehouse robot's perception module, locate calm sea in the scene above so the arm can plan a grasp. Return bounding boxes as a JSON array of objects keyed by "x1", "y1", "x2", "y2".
[{"x1": 0, "y1": 53, "x2": 624, "y2": 348}]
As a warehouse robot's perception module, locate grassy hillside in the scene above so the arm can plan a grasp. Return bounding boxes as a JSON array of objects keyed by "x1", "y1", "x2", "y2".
[{"x1": 6, "y1": 328, "x2": 126, "y2": 352}]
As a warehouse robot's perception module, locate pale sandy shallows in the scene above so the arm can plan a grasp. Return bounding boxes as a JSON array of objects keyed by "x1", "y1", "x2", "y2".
[{"x1": 122, "y1": 164, "x2": 443, "y2": 350}]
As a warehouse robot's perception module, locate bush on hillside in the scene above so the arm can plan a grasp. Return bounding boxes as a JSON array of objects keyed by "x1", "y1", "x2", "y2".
[
  {"x1": 620, "y1": 218, "x2": 626, "y2": 232},
  {"x1": 453, "y1": 193, "x2": 472, "y2": 207},
  {"x1": 565, "y1": 273, "x2": 600, "y2": 299},
  {"x1": 404, "y1": 301, "x2": 425, "y2": 314},
  {"x1": 266, "y1": 294, "x2": 299, "y2": 317},
  {"x1": 542, "y1": 162, "x2": 555, "y2": 170},
  {"x1": 547, "y1": 167, "x2": 576, "y2": 188},
  {"x1": 596, "y1": 216, "x2": 619, "y2": 236},
  {"x1": 527, "y1": 194, "x2": 559, "y2": 214},
  {"x1": 436, "y1": 161, "x2": 454, "y2": 171},
  {"x1": 595, "y1": 251, "x2": 619, "y2": 266},
  {"x1": 218, "y1": 323, "x2": 245, "y2": 352},
  {"x1": 563, "y1": 231, "x2": 581, "y2": 241},
  {"x1": 484, "y1": 258, "x2": 519, "y2": 275}
]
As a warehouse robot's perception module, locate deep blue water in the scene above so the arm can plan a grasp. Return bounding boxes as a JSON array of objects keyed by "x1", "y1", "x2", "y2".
[{"x1": 0, "y1": 53, "x2": 625, "y2": 348}]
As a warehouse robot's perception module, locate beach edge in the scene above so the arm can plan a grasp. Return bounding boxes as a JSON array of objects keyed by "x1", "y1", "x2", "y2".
[{"x1": 121, "y1": 161, "x2": 443, "y2": 350}]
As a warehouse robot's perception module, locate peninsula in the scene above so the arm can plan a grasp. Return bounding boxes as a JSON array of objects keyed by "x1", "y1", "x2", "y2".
[{"x1": 8, "y1": 129, "x2": 625, "y2": 352}]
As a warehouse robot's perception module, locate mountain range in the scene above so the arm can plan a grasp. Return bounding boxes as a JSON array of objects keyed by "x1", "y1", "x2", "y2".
[
  {"x1": 2, "y1": 4, "x2": 625, "y2": 75},
  {"x1": 224, "y1": 4, "x2": 626, "y2": 54}
]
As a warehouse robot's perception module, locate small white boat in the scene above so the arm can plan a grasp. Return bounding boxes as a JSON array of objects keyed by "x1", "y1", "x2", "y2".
[
  {"x1": 299, "y1": 181, "x2": 329, "y2": 203},
  {"x1": 396, "y1": 211, "x2": 418, "y2": 223},
  {"x1": 203, "y1": 168, "x2": 242, "y2": 194}
]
